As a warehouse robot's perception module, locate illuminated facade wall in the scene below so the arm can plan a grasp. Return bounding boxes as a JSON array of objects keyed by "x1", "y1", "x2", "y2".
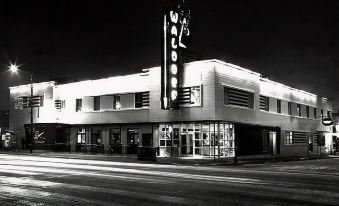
[{"x1": 8, "y1": 59, "x2": 333, "y2": 157}]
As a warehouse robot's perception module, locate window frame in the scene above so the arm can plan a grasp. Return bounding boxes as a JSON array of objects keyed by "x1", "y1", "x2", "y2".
[
  {"x1": 314, "y1": 107, "x2": 317, "y2": 119},
  {"x1": 285, "y1": 131, "x2": 293, "y2": 145},
  {"x1": 277, "y1": 99, "x2": 281, "y2": 114},
  {"x1": 288, "y1": 102, "x2": 292, "y2": 115},
  {"x1": 223, "y1": 86, "x2": 255, "y2": 109},
  {"x1": 75, "y1": 98, "x2": 82, "y2": 112},
  {"x1": 306, "y1": 105, "x2": 309, "y2": 118},
  {"x1": 297, "y1": 104, "x2": 301, "y2": 117},
  {"x1": 259, "y1": 95, "x2": 269, "y2": 112},
  {"x1": 77, "y1": 129, "x2": 86, "y2": 144},
  {"x1": 93, "y1": 96, "x2": 100, "y2": 111}
]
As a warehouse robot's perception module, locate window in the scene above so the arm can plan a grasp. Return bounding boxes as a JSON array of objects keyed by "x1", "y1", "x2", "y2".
[
  {"x1": 77, "y1": 129, "x2": 86, "y2": 144},
  {"x1": 94, "y1": 96, "x2": 100, "y2": 111},
  {"x1": 288, "y1": 102, "x2": 292, "y2": 115},
  {"x1": 263, "y1": 130, "x2": 268, "y2": 152},
  {"x1": 31, "y1": 96, "x2": 44, "y2": 107},
  {"x1": 327, "y1": 111, "x2": 332, "y2": 118},
  {"x1": 55, "y1": 100, "x2": 65, "y2": 112},
  {"x1": 277, "y1": 99, "x2": 281, "y2": 114},
  {"x1": 91, "y1": 130, "x2": 101, "y2": 144},
  {"x1": 127, "y1": 129, "x2": 139, "y2": 145},
  {"x1": 135, "y1": 93, "x2": 143, "y2": 108},
  {"x1": 224, "y1": 87, "x2": 254, "y2": 109},
  {"x1": 314, "y1": 108, "x2": 317, "y2": 119},
  {"x1": 178, "y1": 86, "x2": 201, "y2": 106},
  {"x1": 113, "y1": 95, "x2": 121, "y2": 109},
  {"x1": 109, "y1": 128, "x2": 121, "y2": 145},
  {"x1": 159, "y1": 124, "x2": 172, "y2": 147},
  {"x1": 306, "y1": 106, "x2": 309, "y2": 118},
  {"x1": 135, "y1": 92, "x2": 150, "y2": 108},
  {"x1": 297, "y1": 104, "x2": 301, "y2": 117},
  {"x1": 259, "y1": 95, "x2": 269, "y2": 111},
  {"x1": 61, "y1": 100, "x2": 66, "y2": 109},
  {"x1": 293, "y1": 131, "x2": 307, "y2": 144},
  {"x1": 321, "y1": 109, "x2": 324, "y2": 119},
  {"x1": 76, "y1": 99, "x2": 82, "y2": 112},
  {"x1": 285, "y1": 131, "x2": 293, "y2": 145}
]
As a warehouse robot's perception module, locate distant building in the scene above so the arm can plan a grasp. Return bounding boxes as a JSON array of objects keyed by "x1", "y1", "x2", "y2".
[
  {"x1": 0, "y1": 110, "x2": 9, "y2": 129},
  {"x1": 8, "y1": 59, "x2": 333, "y2": 158},
  {"x1": 0, "y1": 110, "x2": 9, "y2": 148}
]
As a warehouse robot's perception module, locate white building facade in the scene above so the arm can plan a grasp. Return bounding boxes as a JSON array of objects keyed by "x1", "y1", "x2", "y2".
[{"x1": 9, "y1": 59, "x2": 333, "y2": 158}]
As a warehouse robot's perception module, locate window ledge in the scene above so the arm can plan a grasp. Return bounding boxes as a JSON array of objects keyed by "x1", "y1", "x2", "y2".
[
  {"x1": 224, "y1": 104, "x2": 254, "y2": 110},
  {"x1": 260, "y1": 110, "x2": 320, "y2": 121}
]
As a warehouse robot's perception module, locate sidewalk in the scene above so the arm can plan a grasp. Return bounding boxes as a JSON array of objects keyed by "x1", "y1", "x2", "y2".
[{"x1": 0, "y1": 149, "x2": 335, "y2": 166}]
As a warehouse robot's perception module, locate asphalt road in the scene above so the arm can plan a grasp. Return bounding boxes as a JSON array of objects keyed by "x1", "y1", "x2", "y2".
[{"x1": 0, "y1": 154, "x2": 338, "y2": 206}]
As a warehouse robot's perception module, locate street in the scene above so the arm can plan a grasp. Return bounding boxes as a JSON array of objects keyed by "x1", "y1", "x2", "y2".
[{"x1": 0, "y1": 154, "x2": 339, "y2": 205}]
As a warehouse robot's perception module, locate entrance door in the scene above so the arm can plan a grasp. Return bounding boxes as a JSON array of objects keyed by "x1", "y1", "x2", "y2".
[
  {"x1": 269, "y1": 131, "x2": 277, "y2": 155},
  {"x1": 180, "y1": 133, "x2": 193, "y2": 156}
]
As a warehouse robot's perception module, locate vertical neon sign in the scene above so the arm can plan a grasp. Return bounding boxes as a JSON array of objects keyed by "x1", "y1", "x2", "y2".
[{"x1": 161, "y1": 0, "x2": 190, "y2": 110}]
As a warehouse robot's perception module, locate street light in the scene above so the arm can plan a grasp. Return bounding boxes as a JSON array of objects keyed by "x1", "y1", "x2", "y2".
[{"x1": 9, "y1": 64, "x2": 34, "y2": 154}]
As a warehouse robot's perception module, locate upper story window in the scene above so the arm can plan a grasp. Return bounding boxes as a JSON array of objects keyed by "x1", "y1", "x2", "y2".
[
  {"x1": 93, "y1": 96, "x2": 100, "y2": 111},
  {"x1": 76, "y1": 98, "x2": 82, "y2": 112},
  {"x1": 113, "y1": 92, "x2": 149, "y2": 110},
  {"x1": 135, "y1": 92, "x2": 150, "y2": 108},
  {"x1": 288, "y1": 102, "x2": 292, "y2": 115},
  {"x1": 297, "y1": 104, "x2": 301, "y2": 117},
  {"x1": 224, "y1": 86, "x2": 254, "y2": 109},
  {"x1": 55, "y1": 100, "x2": 65, "y2": 112},
  {"x1": 179, "y1": 86, "x2": 201, "y2": 106},
  {"x1": 314, "y1": 108, "x2": 317, "y2": 119},
  {"x1": 259, "y1": 95, "x2": 269, "y2": 111},
  {"x1": 277, "y1": 99, "x2": 281, "y2": 114},
  {"x1": 14, "y1": 96, "x2": 44, "y2": 110},
  {"x1": 113, "y1": 95, "x2": 121, "y2": 109},
  {"x1": 306, "y1": 106, "x2": 310, "y2": 118}
]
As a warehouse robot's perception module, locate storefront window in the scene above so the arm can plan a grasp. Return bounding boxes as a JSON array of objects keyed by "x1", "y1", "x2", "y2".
[
  {"x1": 157, "y1": 122, "x2": 235, "y2": 158},
  {"x1": 91, "y1": 130, "x2": 101, "y2": 144},
  {"x1": 127, "y1": 129, "x2": 139, "y2": 145},
  {"x1": 109, "y1": 128, "x2": 121, "y2": 145},
  {"x1": 77, "y1": 129, "x2": 86, "y2": 144}
]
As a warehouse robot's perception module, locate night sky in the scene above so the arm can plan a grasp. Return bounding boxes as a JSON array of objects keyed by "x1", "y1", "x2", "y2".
[{"x1": 0, "y1": 0, "x2": 339, "y2": 111}]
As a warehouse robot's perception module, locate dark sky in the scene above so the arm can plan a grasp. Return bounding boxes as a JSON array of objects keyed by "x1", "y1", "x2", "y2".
[{"x1": 1, "y1": 0, "x2": 339, "y2": 111}]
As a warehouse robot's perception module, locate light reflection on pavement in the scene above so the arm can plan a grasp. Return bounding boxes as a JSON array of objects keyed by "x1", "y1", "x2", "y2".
[{"x1": 0, "y1": 154, "x2": 339, "y2": 205}]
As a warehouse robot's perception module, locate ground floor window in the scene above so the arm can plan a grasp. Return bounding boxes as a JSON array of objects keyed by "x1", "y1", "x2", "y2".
[
  {"x1": 158, "y1": 122, "x2": 235, "y2": 158},
  {"x1": 109, "y1": 128, "x2": 121, "y2": 145},
  {"x1": 285, "y1": 131, "x2": 293, "y2": 145},
  {"x1": 127, "y1": 129, "x2": 139, "y2": 145},
  {"x1": 91, "y1": 129, "x2": 101, "y2": 144},
  {"x1": 77, "y1": 129, "x2": 86, "y2": 144}
]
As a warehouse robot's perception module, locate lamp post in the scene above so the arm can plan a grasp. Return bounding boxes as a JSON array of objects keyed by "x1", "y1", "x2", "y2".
[{"x1": 9, "y1": 64, "x2": 34, "y2": 154}]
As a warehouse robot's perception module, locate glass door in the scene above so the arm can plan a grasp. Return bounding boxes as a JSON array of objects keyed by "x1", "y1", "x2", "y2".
[{"x1": 180, "y1": 133, "x2": 193, "y2": 156}]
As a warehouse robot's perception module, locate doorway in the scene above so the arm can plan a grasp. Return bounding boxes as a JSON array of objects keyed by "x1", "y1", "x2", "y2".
[
  {"x1": 269, "y1": 131, "x2": 277, "y2": 155},
  {"x1": 180, "y1": 133, "x2": 193, "y2": 156}
]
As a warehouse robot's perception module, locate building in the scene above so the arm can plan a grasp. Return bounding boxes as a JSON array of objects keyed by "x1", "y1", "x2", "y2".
[
  {"x1": 8, "y1": 59, "x2": 333, "y2": 158},
  {"x1": 0, "y1": 110, "x2": 9, "y2": 148}
]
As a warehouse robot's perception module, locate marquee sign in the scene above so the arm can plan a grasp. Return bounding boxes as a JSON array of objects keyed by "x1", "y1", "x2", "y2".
[{"x1": 161, "y1": 0, "x2": 190, "y2": 110}]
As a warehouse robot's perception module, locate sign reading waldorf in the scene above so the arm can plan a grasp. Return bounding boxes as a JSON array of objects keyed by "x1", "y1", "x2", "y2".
[{"x1": 161, "y1": 0, "x2": 190, "y2": 110}]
